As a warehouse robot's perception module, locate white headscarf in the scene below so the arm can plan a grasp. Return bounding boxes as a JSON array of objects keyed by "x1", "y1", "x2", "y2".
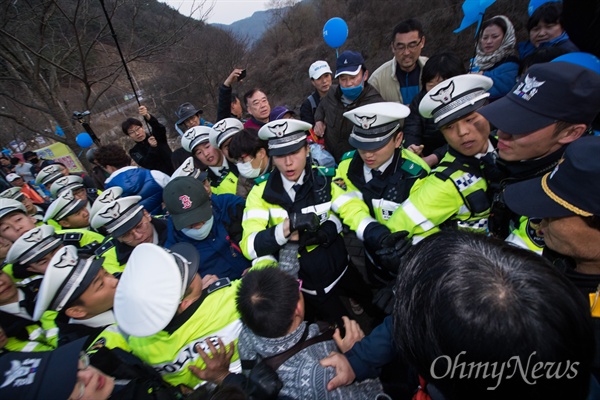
[{"x1": 474, "y1": 15, "x2": 518, "y2": 71}]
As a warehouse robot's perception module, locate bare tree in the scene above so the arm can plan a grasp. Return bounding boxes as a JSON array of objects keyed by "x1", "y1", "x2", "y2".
[{"x1": 0, "y1": 0, "x2": 210, "y2": 168}]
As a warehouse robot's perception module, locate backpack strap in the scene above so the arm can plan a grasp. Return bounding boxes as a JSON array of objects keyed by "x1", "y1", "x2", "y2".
[{"x1": 307, "y1": 94, "x2": 317, "y2": 113}]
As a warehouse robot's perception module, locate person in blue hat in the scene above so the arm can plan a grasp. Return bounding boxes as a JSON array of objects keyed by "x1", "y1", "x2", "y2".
[
  {"x1": 478, "y1": 61, "x2": 600, "y2": 252},
  {"x1": 313, "y1": 50, "x2": 383, "y2": 162}
]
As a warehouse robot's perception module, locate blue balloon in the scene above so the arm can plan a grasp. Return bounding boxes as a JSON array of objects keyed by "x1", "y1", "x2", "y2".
[
  {"x1": 76, "y1": 132, "x2": 93, "y2": 148},
  {"x1": 552, "y1": 52, "x2": 600, "y2": 75},
  {"x1": 528, "y1": 0, "x2": 562, "y2": 16},
  {"x1": 323, "y1": 18, "x2": 348, "y2": 49},
  {"x1": 454, "y1": 0, "x2": 497, "y2": 34}
]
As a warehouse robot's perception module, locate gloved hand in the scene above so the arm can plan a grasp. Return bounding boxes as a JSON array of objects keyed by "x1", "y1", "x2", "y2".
[
  {"x1": 289, "y1": 212, "x2": 320, "y2": 233},
  {"x1": 224, "y1": 203, "x2": 245, "y2": 244},
  {"x1": 375, "y1": 231, "x2": 412, "y2": 274},
  {"x1": 372, "y1": 282, "x2": 395, "y2": 314},
  {"x1": 300, "y1": 220, "x2": 338, "y2": 248},
  {"x1": 362, "y1": 222, "x2": 391, "y2": 254}
]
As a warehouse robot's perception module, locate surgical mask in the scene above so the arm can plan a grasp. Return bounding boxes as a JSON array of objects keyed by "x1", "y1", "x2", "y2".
[
  {"x1": 340, "y1": 78, "x2": 364, "y2": 101},
  {"x1": 237, "y1": 157, "x2": 263, "y2": 179},
  {"x1": 181, "y1": 216, "x2": 214, "y2": 241}
]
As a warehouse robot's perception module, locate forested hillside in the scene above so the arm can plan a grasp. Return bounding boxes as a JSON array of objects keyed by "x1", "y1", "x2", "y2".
[{"x1": 0, "y1": 0, "x2": 596, "y2": 163}]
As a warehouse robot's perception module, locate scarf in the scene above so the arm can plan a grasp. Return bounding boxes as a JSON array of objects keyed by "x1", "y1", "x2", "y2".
[{"x1": 474, "y1": 15, "x2": 518, "y2": 71}]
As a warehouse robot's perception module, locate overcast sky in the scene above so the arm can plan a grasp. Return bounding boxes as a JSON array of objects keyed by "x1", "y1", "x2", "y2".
[{"x1": 160, "y1": 0, "x2": 269, "y2": 25}]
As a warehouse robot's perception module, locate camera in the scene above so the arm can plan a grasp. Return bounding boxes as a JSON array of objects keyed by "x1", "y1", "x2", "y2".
[{"x1": 72, "y1": 110, "x2": 91, "y2": 119}]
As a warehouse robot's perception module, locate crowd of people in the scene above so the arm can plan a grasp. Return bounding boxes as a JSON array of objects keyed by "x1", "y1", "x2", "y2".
[{"x1": 1, "y1": 3, "x2": 600, "y2": 399}]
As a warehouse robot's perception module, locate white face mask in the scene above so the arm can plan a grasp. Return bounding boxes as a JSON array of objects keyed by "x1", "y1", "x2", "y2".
[
  {"x1": 181, "y1": 216, "x2": 214, "y2": 241},
  {"x1": 237, "y1": 157, "x2": 263, "y2": 179}
]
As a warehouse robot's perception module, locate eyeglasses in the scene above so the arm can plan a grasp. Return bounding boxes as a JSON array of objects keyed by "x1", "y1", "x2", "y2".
[
  {"x1": 73, "y1": 352, "x2": 91, "y2": 400},
  {"x1": 393, "y1": 37, "x2": 423, "y2": 52},
  {"x1": 126, "y1": 126, "x2": 143, "y2": 135},
  {"x1": 119, "y1": 218, "x2": 149, "y2": 243}
]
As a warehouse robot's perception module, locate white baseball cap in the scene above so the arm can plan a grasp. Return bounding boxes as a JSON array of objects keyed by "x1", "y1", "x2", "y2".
[{"x1": 309, "y1": 60, "x2": 332, "y2": 80}]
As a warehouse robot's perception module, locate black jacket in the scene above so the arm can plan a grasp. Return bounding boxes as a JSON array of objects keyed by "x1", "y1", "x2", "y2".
[
  {"x1": 128, "y1": 116, "x2": 174, "y2": 175},
  {"x1": 299, "y1": 91, "x2": 321, "y2": 126},
  {"x1": 403, "y1": 90, "x2": 448, "y2": 160},
  {"x1": 314, "y1": 83, "x2": 383, "y2": 162}
]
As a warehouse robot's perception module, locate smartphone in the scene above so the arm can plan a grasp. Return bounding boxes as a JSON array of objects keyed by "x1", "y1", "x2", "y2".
[{"x1": 237, "y1": 69, "x2": 247, "y2": 81}]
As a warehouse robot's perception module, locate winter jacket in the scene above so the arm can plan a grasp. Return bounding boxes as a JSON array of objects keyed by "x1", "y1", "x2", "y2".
[
  {"x1": 105, "y1": 166, "x2": 168, "y2": 216},
  {"x1": 314, "y1": 84, "x2": 383, "y2": 162},
  {"x1": 128, "y1": 115, "x2": 174, "y2": 175}
]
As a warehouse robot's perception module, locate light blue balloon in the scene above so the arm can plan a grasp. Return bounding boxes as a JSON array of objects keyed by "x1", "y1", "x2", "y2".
[
  {"x1": 55, "y1": 125, "x2": 65, "y2": 137},
  {"x1": 323, "y1": 18, "x2": 348, "y2": 49},
  {"x1": 528, "y1": 0, "x2": 562, "y2": 16},
  {"x1": 76, "y1": 132, "x2": 93, "y2": 148},
  {"x1": 454, "y1": 0, "x2": 497, "y2": 34},
  {"x1": 552, "y1": 52, "x2": 600, "y2": 75}
]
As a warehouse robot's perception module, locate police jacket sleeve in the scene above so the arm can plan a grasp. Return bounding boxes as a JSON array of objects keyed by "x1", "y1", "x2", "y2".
[
  {"x1": 240, "y1": 185, "x2": 288, "y2": 260},
  {"x1": 330, "y1": 162, "x2": 377, "y2": 241},
  {"x1": 345, "y1": 315, "x2": 397, "y2": 381},
  {"x1": 384, "y1": 173, "x2": 464, "y2": 238}
]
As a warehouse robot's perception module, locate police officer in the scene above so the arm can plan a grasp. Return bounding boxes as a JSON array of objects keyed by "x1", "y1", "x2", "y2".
[
  {"x1": 209, "y1": 118, "x2": 254, "y2": 198},
  {"x1": 33, "y1": 245, "x2": 127, "y2": 350},
  {"x1": 34, "y1": 164, "x2": 63, "y2": 189},
  {"x1": 114, "y1": 243, "x2": 243, "y2": 389},
  {"x1": 0, "y1": 187, "x2": 45, "y2": 223},
  {"x1": 91, "y1": 196, "x2": 168, "y2": 267},
  {"x1": 0, "y1": 269, "x2": 57, "y2": 352},
  {"x1": 331, "y1": 102, "x2": 430, "y2": 288},
  {"x1": 241, "y1": 119, "x2": 374, "y2": 323},
  {"x1": 384, "y1": 74, "x2": 499, "y2": 240},
  {"x1": 478, "y1": 61, "x2": 600, "y2": 252},
  {"x1": 0, "y1": 199, "x2": 118, "y2": 281},
  {"x1": 181, "y1": 126, "x2": 240, "y2": 195},
  {"x1": 44, "y1": 190, "x2": 90, "y2": 230},
  {"x1": 49, "y1": 174, "x2": 100, "y2": 207}
]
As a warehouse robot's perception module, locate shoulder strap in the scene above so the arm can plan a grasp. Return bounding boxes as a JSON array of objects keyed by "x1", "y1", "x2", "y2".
[
  {"x1": 262, "y1": 325, "x2": 334, "y2": 371},
  {"x1": 307, "y1": 94, "x2": 317, "y2": 111}
]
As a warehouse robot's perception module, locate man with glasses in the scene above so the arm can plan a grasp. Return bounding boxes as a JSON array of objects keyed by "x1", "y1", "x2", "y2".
[
  {"x1": 369, "y1": 19, "x2": 428, "y2": 105},
  {"x1": 121, "y1": 105, "x2": 174, "y2": 176}
]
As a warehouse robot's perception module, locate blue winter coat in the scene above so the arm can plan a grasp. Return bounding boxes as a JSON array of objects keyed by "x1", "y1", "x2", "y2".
[{"x1": 105, "y1": 168, "x2": 164, "y2": 215}]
